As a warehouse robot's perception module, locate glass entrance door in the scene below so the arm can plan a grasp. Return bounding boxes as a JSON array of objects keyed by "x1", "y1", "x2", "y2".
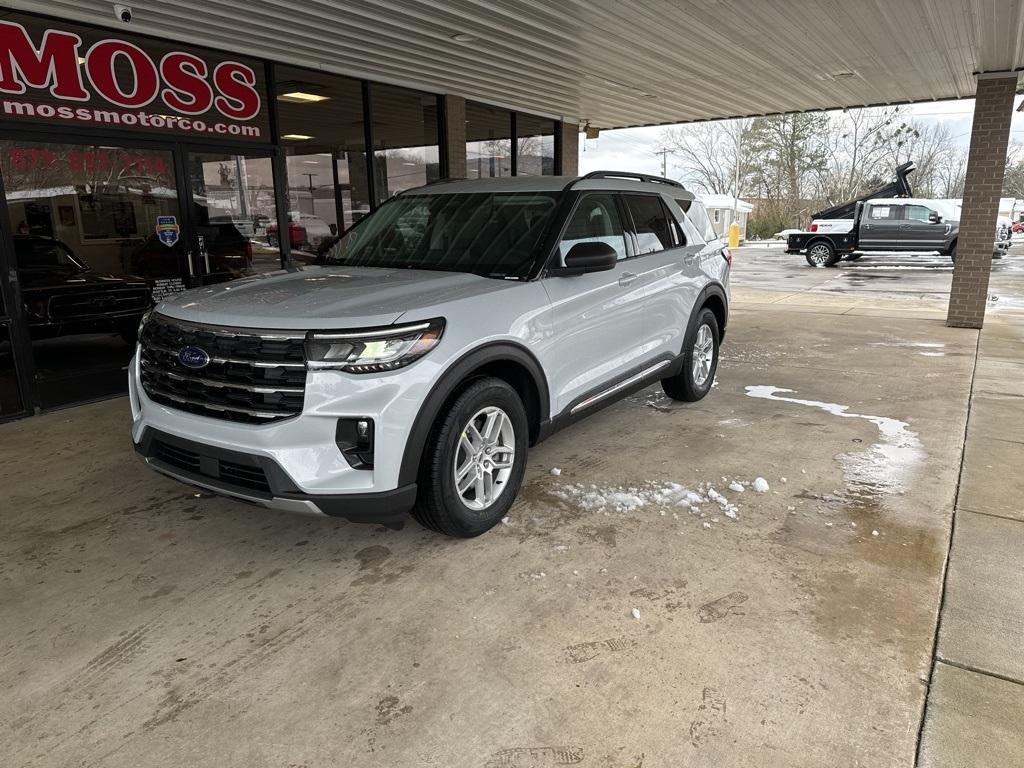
[
  {"x1": 185, "y1": 150, "x2": 283, "y2": 282},
  {"x1": 0, "y1": 139, "x2": 182, "y2": 408}
]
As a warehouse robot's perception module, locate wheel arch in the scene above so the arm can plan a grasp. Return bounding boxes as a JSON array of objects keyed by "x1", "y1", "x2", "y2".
[
  {"x1": 698, "y1": 283, "x2": 729, "y2": 341},
  {"x1": 398, "y1": 342, "x2": 550, "y2": 487}
]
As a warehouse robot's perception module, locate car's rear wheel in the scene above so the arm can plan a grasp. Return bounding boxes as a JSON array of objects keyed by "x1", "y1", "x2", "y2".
[
  {"x1": 661, "y1": 308, "x2": 720, "y2": 402},
  {"x1": 806, "y1": 241, "x2": 838, "y2": 267},
  {"x1": 412, "y1": 377, "x2": 528, "y2": 537}
]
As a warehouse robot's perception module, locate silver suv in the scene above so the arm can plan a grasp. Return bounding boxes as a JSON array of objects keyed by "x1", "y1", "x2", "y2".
[{"x1": 130, "y1": 172, "x2": 731, "y2": 537}]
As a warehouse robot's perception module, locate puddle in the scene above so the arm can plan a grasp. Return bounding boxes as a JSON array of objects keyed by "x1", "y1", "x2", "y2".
[{"x1": 744, "y1": 386, "x2": 924, "y2": 502}]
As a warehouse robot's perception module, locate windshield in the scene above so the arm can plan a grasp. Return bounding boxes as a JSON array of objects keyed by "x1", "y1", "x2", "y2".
[
  {"x1": 14, "y1": 238, "x2": 88, "y2": 271},
  {"x1": 321, "y1": 191, "x2": 561, "y2": 279}
]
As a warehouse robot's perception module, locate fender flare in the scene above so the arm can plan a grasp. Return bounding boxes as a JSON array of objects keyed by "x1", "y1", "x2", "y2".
[
  {"x1": 397, "y1": 342, "x2": 551, "y2": 487},
  {"x1": 695, "y1": 282, "x2": 729, "y2": 341}
]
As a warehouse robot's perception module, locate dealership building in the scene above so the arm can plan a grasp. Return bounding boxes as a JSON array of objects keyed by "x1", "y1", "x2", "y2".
[
  {"x1": 0, "y1": 2, "x2": 1021, "y2": 422},
  {"x1": 0, "y1": 8, "x2": 578, "y2": 418}
]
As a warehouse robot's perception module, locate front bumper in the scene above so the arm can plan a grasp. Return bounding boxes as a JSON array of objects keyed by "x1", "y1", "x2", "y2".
[{"x1": 135, "y1": 426, "x2": 416, "y2": 523}]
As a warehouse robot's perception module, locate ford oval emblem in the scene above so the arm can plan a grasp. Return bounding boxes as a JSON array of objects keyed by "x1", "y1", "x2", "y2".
[{"x1": 178, "y1": 345, "x2": 210, "y2": 369}]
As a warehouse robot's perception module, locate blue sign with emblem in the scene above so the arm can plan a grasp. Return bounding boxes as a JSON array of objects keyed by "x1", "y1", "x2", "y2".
[
  {"x1": 156, "y1": 215, "x2": 179, "y2": 247},
  {"x1": 178, "y1": 345, "x2": 210, "y2": 369}
]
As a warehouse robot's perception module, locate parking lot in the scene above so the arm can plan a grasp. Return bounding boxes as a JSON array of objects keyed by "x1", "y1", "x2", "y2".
[{"x1": 5, "y1": 247, "x2": 1022, "y2": 766}]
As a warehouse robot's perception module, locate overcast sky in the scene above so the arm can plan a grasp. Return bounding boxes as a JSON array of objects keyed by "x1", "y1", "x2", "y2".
[{"x1": 579, "y1": 97, "x2": 1024, "y2": 182}]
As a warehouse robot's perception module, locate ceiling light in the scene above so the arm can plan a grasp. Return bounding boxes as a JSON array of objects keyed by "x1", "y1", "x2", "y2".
[
  {"x1": 278, "y1": 91, "x2": 330, "y2": 103},
  {"x1": 451, "y1": 33, "x2": 476, "y2": 42},
  {"x1": 282, "y1": 134, "x2": 314, "y2": 141},
  {"x1": 302, "y1": 160, "x2": 319, "y2": 164}
]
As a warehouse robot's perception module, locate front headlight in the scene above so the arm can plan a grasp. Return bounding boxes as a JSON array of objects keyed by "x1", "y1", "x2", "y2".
[{"x1": 306, "y1": 318, "x2": 445, "y2": 373}]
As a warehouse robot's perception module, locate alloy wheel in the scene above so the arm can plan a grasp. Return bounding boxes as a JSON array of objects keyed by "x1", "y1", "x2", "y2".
[
  {"x1": 692, "y1": 323, "x2": 714, "y2": 387},
  {"x1": 453, "y1": 406, "x2": 516, "y2": 511},
  {"x1": 808, "y1": 244, "x2": 831, "y2": 265}
]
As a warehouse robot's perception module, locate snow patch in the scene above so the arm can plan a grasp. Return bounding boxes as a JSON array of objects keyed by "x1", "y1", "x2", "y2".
[{"x1": 752, "y1": 477, "x2": 770, "y2": 493}]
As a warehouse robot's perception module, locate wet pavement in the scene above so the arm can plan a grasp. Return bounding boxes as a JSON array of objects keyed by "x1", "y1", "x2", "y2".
[
  {"x1": 731, "y1": 239, "x2": 1024, "y2": 311},
  {"x1": 0, "y1": 284, "x2": 989, "y2": 766}
]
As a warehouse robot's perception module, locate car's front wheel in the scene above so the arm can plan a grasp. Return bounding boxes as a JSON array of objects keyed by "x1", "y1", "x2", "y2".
[
  {"x1": 413, "y1": 377, "x2": 528, "y2": 537},
  {"x1": 662, "y1": 308, "x2": 720, "y2": 402}
]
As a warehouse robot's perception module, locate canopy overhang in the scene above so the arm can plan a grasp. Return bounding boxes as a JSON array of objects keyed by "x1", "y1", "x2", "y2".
[{"x1": 5, "y1": 0, "x2": 1024, "y2": 128}]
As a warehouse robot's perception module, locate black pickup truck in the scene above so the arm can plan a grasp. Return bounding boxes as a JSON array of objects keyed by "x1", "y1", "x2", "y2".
[{"x1": 787, "y1": 198, "x2": 960, "y2": 267}]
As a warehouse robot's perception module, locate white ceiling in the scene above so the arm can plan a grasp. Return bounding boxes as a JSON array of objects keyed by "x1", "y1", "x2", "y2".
[{"x1": 8, "y1": 0, "x2": 1024, "y2": 128}]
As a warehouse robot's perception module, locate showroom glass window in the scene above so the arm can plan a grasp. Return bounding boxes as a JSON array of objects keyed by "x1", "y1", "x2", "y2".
[
  {"x1": 516, "y1": 113, "x2": 556, "y2": 176},
  {"x1": 466, "y1": 102, "x2": 512, "y2": 178},
  {"x1": 370, "y1": 84, "x2": 441, "y2": 204},
  {"x1": 0, "y1": 141, "x2": 181, "y2": 407},
  {"x1": 276, "y1": 66, "x2": 372, "y2": 260}
]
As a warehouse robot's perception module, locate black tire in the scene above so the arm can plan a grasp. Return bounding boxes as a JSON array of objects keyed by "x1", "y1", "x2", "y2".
[
  {"x1": 805, "y1": 240, "x2": 839, "y2": 267},
  {"x1": 412, "y1": 377, "x2": 529, "y2": 538},
  {"x1": 949, "y1": 242, "x2": 957, "y2": 263},
  {"x1": 661, "y1": 308, "x2": 720, "y2": 402}
]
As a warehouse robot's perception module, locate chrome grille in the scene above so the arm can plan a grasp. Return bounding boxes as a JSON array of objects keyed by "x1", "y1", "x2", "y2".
[{"x1": 140, "y1": 314, "x2": 307, "y2": 424}]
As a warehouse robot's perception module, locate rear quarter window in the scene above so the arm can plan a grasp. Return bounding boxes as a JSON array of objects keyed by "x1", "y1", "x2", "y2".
[{"x1": 677, "y1": 199, "x2": 717, "y2": 243}]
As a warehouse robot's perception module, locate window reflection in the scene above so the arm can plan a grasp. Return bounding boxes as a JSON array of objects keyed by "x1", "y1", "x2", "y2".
[
  {"x1": 277, "y1": 66, "x2": 371, "y2": 262},
  {"x1": 371, "y1": 84, "x2": 440, "y2": 204},
  {"x1": 466, "y1": 102, "x2": 512, "y2": 179},
  {"x1": 516, "y1": 113, "x2": 556, "y2": 176}
]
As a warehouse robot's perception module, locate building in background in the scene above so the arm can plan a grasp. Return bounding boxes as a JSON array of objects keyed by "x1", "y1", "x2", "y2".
[{"x1": 698, "y1": 194, "x2": 753, "y2": 242}]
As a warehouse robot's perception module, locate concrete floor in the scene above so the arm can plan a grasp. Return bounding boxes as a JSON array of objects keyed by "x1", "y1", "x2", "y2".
[{"x1": 2, "y1": 250, "x2": 994, "y2": 766}]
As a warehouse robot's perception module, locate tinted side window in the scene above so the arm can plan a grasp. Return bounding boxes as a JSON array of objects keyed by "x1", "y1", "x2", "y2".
[
  {"x1": 905, "y1": 205, "x2": 931, "y2": 222},
  {"x1": 625, "y1": 195, "x2": 673, "y2": 254},
  {"x1": 558, "y1": 193, "x2": 628, "y2": 263},
  {"x1": 678, "y1": 199, "x2": 717, "y2": 243}
]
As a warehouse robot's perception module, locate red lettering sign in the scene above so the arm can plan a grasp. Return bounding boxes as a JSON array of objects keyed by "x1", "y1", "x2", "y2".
[{"x1": 0, "y1": 20, "x2": 262, "y2": 129}]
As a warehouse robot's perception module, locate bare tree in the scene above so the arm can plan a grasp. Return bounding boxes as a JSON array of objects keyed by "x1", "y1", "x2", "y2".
[
  {"x1": 658, "y1": 120, "x2": 752, "y2": 195},
  {"x1": 813, "y1": 107, "x2": 904, "y2": 204}
]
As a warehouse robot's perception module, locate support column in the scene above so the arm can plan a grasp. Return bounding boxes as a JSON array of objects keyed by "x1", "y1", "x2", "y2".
[
  {"x1": 442, "y1": 95, "x2": 466, "y2": 179},
  {"x1": 947, "y1": 74, "x2": 1019, "y2": 328},
  {"x1": 557, "y1": 120, "x2": 580, "y2": 176}
]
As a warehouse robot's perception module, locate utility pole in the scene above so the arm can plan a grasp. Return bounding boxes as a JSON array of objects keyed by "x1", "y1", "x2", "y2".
[{"x1": 654, "y1": 148, "x2": 669, "y2": 178}]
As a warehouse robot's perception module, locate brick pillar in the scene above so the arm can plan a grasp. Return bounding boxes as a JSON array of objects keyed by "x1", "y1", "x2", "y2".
[
  {"x1": 558, "y1": 120, "x2": 580, "y2": 176},
  {"x1": 947, "y1": 74, "x2": 1019, "y2": 328},
  {"x1": 443, "y1": 95, "x2": 466, "y2": 179}
]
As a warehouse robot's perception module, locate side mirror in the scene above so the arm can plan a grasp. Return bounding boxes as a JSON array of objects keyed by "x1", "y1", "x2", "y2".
[
  {"x1": 928, "y1": 211, "x2": 942, "y2": 224},
  {"x1": 560, "y1": 241, "x2": 618, "y2": 274}
]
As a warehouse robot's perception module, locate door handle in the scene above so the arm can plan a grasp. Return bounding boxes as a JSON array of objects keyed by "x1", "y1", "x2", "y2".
[{"x1": 619, "y1": 271, "x2": 638, "y2": 287}]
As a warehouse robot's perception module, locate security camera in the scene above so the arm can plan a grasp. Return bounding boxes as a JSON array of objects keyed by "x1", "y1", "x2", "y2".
[{"x1": 114, "y1": 4, "x2": 132, "y2": 23}]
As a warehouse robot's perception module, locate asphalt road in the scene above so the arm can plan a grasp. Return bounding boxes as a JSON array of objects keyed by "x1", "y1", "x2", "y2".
[{"x1": 731, "y1": 240, "x2": 1024, "y2": 310}]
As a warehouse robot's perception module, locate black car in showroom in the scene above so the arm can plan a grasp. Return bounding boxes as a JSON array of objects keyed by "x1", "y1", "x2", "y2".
[{"x1": 14, "y1": 235, "x2": 153, "y2": 344}]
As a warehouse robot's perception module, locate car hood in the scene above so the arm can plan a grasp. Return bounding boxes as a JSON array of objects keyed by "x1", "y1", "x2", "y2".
[{"x1": 156, "y1": 265, "x2": 517, "y2": 329}]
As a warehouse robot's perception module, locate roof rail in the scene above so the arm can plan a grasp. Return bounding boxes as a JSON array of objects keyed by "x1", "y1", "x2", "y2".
[{"x1": 576, "y1": 170, "x2": 685, "y2": 189}]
